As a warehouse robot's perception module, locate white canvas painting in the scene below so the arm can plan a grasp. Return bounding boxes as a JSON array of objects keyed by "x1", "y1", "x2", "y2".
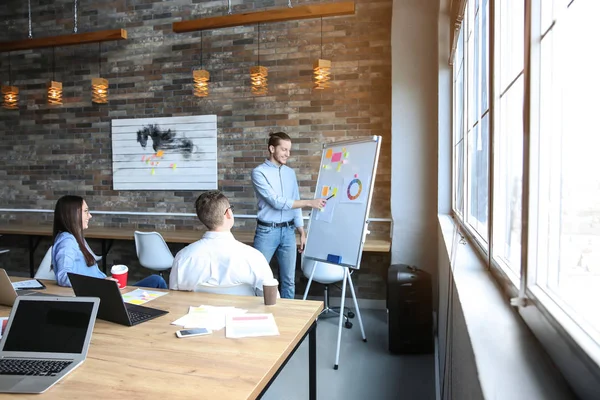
[{"x1": 111, "y1": 115, "x2": 217, "y2": 190}]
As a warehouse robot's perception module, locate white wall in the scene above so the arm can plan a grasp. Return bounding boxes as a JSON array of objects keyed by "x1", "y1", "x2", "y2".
[{"x1": 391, "y1": 0, "x2": 440, "y2": 273}]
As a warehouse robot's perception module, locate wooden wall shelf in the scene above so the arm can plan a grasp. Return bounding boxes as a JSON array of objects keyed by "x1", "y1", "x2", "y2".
[
  {"x1": 173, "y1": 2, "x2": 355, "y2": 33},
  {"x1": 0, "y1": 29, "x2": 127, "y2": 53}
]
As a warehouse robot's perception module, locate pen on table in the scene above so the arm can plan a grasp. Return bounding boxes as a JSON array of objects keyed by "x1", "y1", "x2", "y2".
[{"x1": 326, "y1": 194, "x2": 335, "y2": 200}]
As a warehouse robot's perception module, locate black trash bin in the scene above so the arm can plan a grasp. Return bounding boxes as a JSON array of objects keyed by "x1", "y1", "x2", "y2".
[{"x1": 387, "y1": 264, "x2": 433, "y2": 354}]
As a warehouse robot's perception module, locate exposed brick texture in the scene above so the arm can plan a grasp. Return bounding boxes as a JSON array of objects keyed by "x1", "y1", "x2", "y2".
[{"x1": 0, "y1": 0, "x2": 392, "y2": 300}]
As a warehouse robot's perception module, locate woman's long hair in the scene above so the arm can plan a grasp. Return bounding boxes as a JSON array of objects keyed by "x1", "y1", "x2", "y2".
[{"x1": 52, "y1": 195, "x2": 95, "y2": 267}]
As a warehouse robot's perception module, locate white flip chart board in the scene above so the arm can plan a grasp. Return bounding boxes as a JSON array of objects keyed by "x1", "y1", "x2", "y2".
[{"x1": 303, "y1": 136, "x2": 381, "y2": 269}]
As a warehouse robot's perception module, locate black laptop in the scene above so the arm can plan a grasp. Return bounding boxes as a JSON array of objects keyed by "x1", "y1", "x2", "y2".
[{"x1": 67, "y1": 273, "x2": 168, "y2": 326}]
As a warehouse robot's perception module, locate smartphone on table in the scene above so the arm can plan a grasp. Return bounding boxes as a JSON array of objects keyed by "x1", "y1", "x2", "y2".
[{"x1": 175, "y1": 328, "x2": 212, "y2": 338}]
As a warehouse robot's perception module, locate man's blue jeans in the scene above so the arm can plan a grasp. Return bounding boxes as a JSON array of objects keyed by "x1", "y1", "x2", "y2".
[{"x1": 253, "y1": 225, "x2": 297, "y2": 299}]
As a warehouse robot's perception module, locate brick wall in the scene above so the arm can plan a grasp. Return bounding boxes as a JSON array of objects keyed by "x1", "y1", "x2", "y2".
[{"x1": 0, "y1": 0, "x2": 392, "y2": 300}]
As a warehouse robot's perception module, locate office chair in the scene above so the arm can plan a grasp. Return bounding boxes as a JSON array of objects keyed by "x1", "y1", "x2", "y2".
[
  {"x1": 34, "y1": 246, "x2": 56, "y2": 281},
  {"x1": 134, "y1": 231, "x2": 174, "y2": 276},
  {"x1": 301, "y1": 258, "x2": 354, "y2": 328},
  {"x1": 194, "y1": 283, "x2": 257, "y2": 296}
]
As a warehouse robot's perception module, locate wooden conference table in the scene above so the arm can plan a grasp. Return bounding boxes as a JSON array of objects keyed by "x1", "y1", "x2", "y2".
[
  {"x1": 0, "y1": 224, "x2": 392, "y2": 277},
  {"x1": 0, "y1": 279, "x2": 324, "y2": 399}
]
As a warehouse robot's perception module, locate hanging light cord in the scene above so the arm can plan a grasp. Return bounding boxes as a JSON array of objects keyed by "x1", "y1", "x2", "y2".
[
  {"x1": 28, "y1": 0, "x2": 33, "y2": 39},
  {"x1": 52, "y1": 48, "x2": 55, "y2": 81},
  {"x1": 320, "y1": 17, "x2": 323, "y2": 59},
  {"x1": 73, "y1": 0, "x2": 78, "y2": 33},
  {"x1": 200, "y1": 31, "x2": 203, "y2": 70},
  {"x1": 8, "y1": 53, "x2": 12, "y2": 85},
  {"x1": 257, "y1": 23, "x2": 260, "y2": 65},
  {"x1": 98, "y1": 42, "x2": 101, "y2": 76}
]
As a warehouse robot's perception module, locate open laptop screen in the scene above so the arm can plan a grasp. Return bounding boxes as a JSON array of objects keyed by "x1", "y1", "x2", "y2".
[{"x1": 2, "y1": 300, "x2": 94, "y2": 354}]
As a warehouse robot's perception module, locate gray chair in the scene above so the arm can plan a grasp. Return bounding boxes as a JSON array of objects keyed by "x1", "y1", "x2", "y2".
[
  {"x1": 134, "y1": 231, "x2": 174, "y2": 276},
  {"x1": 34, "y1": 246, "x2": 56, "y2": 281}
]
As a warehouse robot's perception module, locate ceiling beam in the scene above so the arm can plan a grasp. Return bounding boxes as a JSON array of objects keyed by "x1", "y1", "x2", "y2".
[
  {"x1": 173, "y1": 2, "x2": 355, "y2": 33},
  {"x1": 0, "y1": 29, "x2": 128, "y2": 53}
]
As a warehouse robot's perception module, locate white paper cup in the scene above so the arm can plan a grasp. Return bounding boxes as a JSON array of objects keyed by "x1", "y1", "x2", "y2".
[{"x1": 263, "y1": 278, "x2": 279, "y2": 306}]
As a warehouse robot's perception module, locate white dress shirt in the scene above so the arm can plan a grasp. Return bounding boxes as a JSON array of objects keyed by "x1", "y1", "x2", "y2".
[{"x1": 169, "y1": 231, "x2": 274, "y2": 295}]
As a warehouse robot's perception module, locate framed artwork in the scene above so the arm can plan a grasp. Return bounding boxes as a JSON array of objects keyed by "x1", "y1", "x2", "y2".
[{"x1": 111, "y1": 115, "x2": 217, "y2": 190}]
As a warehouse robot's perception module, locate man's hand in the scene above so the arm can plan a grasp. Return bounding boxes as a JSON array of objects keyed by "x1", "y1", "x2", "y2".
[
  {"x1": 309, "y1": 198, "x2": 327, "y2": 209},
  {"x1": 298, "y1": 228, "x2": 307, "y2": 253}
]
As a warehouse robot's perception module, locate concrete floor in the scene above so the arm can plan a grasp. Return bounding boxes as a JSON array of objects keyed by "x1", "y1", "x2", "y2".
[{"x1": 262, "y1": 309, "x2": 435, "y2": 400}]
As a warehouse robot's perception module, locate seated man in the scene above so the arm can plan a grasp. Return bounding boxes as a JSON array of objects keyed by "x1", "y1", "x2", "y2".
[{"x1": 169, "y1": 190, "x2": 276, "y2": 296}]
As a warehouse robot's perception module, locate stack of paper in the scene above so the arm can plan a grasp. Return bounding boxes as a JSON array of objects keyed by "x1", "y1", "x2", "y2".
[
  {"x1": 225, "y1": 313, "x2": 280, "y2": 339},
  {"x1": 172, "y1": 305, "x2": 247, "y2": 331}
]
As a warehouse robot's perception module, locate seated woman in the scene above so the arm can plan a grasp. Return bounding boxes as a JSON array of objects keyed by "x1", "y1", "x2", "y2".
[{"x1": 51, "y1": 195, "x2": 167, "y2": 289}]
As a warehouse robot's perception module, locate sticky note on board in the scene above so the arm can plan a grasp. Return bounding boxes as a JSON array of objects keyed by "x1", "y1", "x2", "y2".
[
  {"x1": 344, "y1": 152, "x2": 349, "y2": 158},
  {"x1": 156, "y1": 150, "x2": 164, "y2": 157},
  {"x1": 151, "y1": 168, "x2": 155, "y2": 175},
  {"x1": 331, "y1": 152, "x2": 342, "y2": 162},
  {"x1": 333, "y1": 187, "x2": 338, "y2": 196},
  {"x1": 321, "y1": 186, "x2": 329, "y2": 196},
  {"x1": 342, "y1": 160, "x2": 348, "y2": 164},
  {"x1": 325, "y1": 149, "x2": 333, "y2": 159},
  {"x1": 336, "y1": 163, "x2": 342, "y2": 172}
]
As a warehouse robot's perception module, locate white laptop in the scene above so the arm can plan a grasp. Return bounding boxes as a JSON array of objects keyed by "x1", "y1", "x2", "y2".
[
  {"x1": 0, "y1": 296, "x2": 100, "y2": 394},
  {"x1": 0, "y1": 268, "x2": 53, "y2": 307}
]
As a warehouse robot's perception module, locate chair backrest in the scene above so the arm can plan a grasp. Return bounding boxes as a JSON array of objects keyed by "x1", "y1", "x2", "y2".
[
  {"x1": 134, "y1": 231, "x2": 174, "y2": 272},
  {"x1": 302, "y1": 257, "x2": 346, "y2": 285},
  {"x1": 34, "y1": 246, "x2": 57, "y2": 281},
  {"x1": 194, "y1": 283, "x2": 256, "y2": 296}
]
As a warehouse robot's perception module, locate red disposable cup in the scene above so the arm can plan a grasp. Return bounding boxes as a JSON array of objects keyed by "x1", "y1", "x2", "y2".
[{"x1": 110, "y1": 265, "x2": 129, "y2": 289}]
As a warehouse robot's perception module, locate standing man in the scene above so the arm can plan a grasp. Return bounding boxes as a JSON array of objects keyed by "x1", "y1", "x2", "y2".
[{"x1": 251, "y1": 132, "x2": 327, "y2": 299}]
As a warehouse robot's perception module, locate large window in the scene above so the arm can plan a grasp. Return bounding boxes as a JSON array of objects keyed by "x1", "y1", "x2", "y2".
[
  {"x1": 531, "y1": 0, "x2": 600, "y2": 345},
  {"x1": 454, "y1": 0, "x2": 490, "y2": 242},
  {"x1": 451, "y1": 0, "x2": 600, "y2": 381},
  {"x1": 492, "y1": 0, "x2": 524, "y2": 278}
]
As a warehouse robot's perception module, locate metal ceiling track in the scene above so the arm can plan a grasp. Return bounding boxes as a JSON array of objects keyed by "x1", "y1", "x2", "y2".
[
  {"x1": 0, "y1": 29, "x2": 128, "y2": 53},
  {"x1": 173, "y1": 2, "x2": 355, "y2": 33}
]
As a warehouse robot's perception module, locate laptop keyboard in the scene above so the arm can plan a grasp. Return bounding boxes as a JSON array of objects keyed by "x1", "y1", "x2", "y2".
[
  {"x1": 127, "y1": 310, "x2": 152, "y2": 324},
  {"x1": 0, "y1": 359, "x2": 72, "y2": 376}
]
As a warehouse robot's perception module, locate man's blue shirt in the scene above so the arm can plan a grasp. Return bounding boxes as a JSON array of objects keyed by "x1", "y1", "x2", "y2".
[{"x1": 251, "y1": 159, "x2": 303, "y2": 228}]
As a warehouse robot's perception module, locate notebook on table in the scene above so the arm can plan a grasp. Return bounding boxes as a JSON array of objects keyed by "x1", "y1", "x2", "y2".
[
  {"x1": 0, "y1": 296, "x2": 100, "y2": 394},
  {"x1": 68, "y1": 273, "x2": 169, "y2": 326},
  {"x1": 0, "y1": 268, "x2": 55, "y2": 307}
]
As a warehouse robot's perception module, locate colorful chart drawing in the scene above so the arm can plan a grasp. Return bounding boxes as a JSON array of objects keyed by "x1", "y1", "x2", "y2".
[
  {"x1": 321, "y1": 186, "x2": 329, "y2": 196},
  {"x1": 347, "y1": 178, "x2": 363, "y2": 200},
  {"x1": 331, "y1": 152, "x2": 342, "y2": 162},
  {"x1": 326, "y1": 149, "x2": 333, "y2": 159}
]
